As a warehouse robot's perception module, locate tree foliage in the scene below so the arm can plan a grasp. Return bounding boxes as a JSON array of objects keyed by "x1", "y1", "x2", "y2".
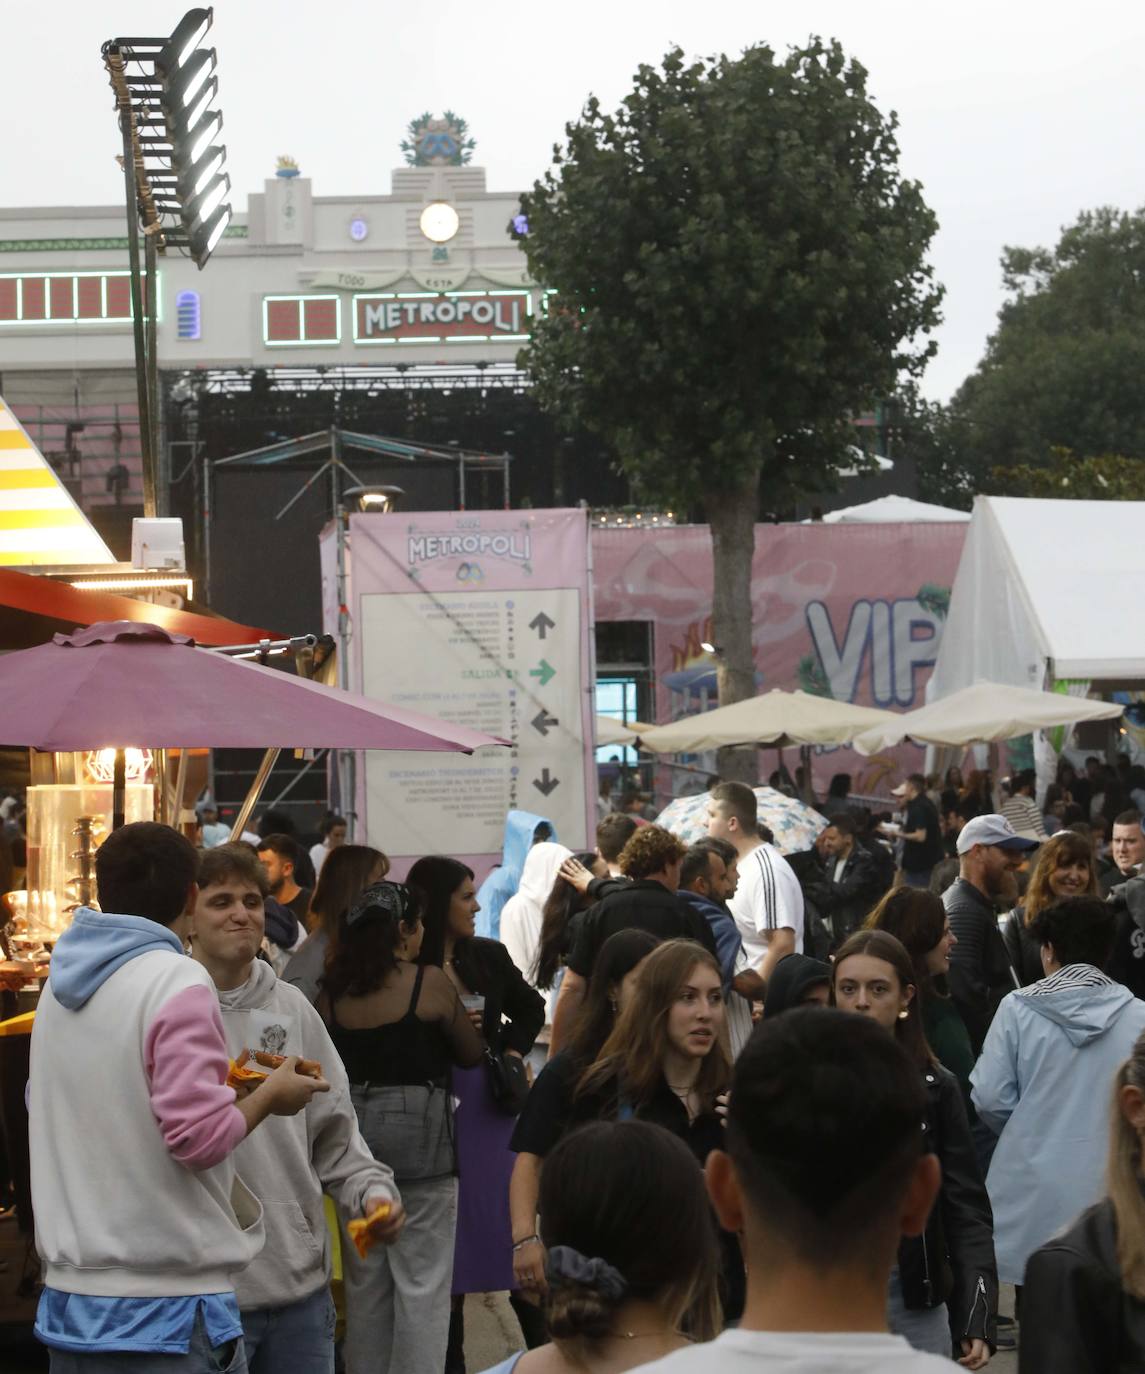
[
  {"x1": 952, "y1": 207, "x2": 1145, "y2": 476},
  {"x1": 990, "y1": 446, "x2": 1145, "y2": 500},
  {"x1": 515, "y1": 39, "x2": 943, "y2": 513}
]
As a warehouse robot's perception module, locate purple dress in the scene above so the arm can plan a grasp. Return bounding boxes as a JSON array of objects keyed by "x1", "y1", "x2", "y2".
[{"x1": 450, "y1": 1062, "x2": 516, "y2": 1294}]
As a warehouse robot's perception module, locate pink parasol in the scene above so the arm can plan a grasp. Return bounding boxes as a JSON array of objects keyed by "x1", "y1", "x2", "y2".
[{"x1": 0, "y1": 622, "x2": 503, "y2": 753}]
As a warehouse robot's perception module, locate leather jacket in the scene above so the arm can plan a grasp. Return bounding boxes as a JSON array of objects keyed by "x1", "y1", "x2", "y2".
[
  {"x1": 1020, "y1": 1196, "x2": 1145, "y2": 1373},
  {"x1": 801, "y1": 844, "x2": 887, "y2": 944},
  {"x1": 898, "y1": 1064, "x2": 998, "y2": 1352}
]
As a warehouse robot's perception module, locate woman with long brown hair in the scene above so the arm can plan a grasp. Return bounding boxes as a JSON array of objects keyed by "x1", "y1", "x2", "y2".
[
  {"x1": 1019, "y1": 1028, "x2": 1145, "y2": 1370},
  {"x1": 833, "y1": 929, "x2": 997, "y2": 1366},
  {"x1": 573, "y1": 940, "x2": 730, "y2": 1141},
  {"x1": 1002, "y1": 831, "x2": 1098, "y2": 986},
  {"x1": 283, "y1": 844, "x2": 389, "y2": 1003},
  {"x1": 569, "y1": 940, "x2": 742, "y2": 1319},
  {"x1": 865, "y1": 887, "x2": 974, "y2": 1108}
]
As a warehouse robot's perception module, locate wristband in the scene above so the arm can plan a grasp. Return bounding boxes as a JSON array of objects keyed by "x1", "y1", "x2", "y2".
[{"x1": 513, "y1": 1234, "x2": 540, "y2": 1251}]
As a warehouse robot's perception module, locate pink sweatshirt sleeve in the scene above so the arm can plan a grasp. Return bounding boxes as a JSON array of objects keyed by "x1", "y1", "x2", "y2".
[{"x1": 144, "y1": 983, "x2": 247, "y2": 1171}]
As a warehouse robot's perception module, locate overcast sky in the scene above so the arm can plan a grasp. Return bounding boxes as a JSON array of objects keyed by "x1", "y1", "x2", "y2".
[{"x1": 4, "y1": 0, "x2": 1144, "y2": 399}]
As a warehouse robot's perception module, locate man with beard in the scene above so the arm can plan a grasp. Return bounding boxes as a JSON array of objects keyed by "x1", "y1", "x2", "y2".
[{"x1": 943, "y1": 815, "x2": 1038, "y2": 1056}]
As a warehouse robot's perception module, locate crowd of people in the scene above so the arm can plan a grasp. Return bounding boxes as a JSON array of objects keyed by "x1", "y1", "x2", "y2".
[{"x1": 20, "y1": 754, "x2": 1145, "y2": 1373}]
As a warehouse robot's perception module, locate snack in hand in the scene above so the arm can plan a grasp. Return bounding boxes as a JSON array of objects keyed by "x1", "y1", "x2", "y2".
[
  {"x1": 226, "y1": 1048, "x2": 323, "y2": 1091},
  {"x1": 346, "y1": 1202, "x2": 394, "y2": 1259}
]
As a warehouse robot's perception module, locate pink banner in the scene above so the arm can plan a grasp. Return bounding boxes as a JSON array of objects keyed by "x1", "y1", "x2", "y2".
[{"x1": 593, "y1": 521, "x2": 968, "y2": 797}]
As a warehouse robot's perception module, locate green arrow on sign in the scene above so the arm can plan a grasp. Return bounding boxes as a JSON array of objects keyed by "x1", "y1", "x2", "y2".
[{"x1": 529, "y1": 659, "x2": 556, "y2": 687}]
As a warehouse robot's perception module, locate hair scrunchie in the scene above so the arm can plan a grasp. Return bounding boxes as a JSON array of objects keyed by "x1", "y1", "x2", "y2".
[{"x1": 545, "y1": 1245, "x2": 628, "y2": 1301}]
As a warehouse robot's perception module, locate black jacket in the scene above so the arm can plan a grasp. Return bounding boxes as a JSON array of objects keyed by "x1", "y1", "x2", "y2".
[
  {"x1": 801, "y1": 844, "x2": 887, "y2": 943},
  {"x1": 1020, "y1": 1196, "x2": 1145, "y2": 1373},
  {"x1": 898, "y1": 1064, "x2": 998, "y2": 1352},
  {"x1": 447, "y1": 936, "x2": 545, "y2": 1056},
  {"x1": 1106, "y1": 875, "x2": 1145, "y2": 1001},
  {"x1": 944, "y1": 878, "x2": 1014, "y2": 1055},
  {"x1": 566, "y1": 879, "x2": 717, "y2": 978},
  {"x1": 1001, "y1": 906, "x2": 1043, "y2": 987}
]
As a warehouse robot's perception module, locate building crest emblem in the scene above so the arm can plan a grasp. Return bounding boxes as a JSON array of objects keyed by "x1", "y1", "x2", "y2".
[{"x1": 401, "y1": 112, "x2": 476, "y2": 167}]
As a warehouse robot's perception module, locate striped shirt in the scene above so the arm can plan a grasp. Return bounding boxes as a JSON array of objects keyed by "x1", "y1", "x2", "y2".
[
  {"x1": 1001, "y1": 794, "x2": 1046, "y2": 839},
  {"x1": 728, "y1": 842, "x2": 804, "y2": 969},
  {"x1": 1024, "y1": 963, "x2": 1114, "y2": 998}
]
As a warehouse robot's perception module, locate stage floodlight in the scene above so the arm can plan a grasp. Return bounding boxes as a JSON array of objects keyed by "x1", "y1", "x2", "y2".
[
  {"x1": 186, "y1": 107, "x2": 223, "y2": 163},
  {"x1": 155, "y1": 8, "x2": 213, "y2": 75},
  {"x1": 190, "y1": 203, "x2": 232, "y2": 266},
  {"x1": 185, "y1": 145, "x2": 226, "y2": 198},
  {"x1": 165, "y1": 46, "x2": 216, "y2": 109},
  {"x1": 186, "y1": 171, "x2": 230, "y2": 228}
]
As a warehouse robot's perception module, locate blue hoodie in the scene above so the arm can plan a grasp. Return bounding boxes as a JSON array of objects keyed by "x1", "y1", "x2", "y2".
[
  {"x1": 476, "y1": 810, "x2": 557, "y2": 940},
  {"x1": 48, "y1": 906, "x2": 184, "y2": 1010}
]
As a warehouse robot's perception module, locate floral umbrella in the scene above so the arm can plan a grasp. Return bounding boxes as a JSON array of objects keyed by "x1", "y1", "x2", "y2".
[{"x1": 655, "y1": 787, "x2": 827, "y2": 855}]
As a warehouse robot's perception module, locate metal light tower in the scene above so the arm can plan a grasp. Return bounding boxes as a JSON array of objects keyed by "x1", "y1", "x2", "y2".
[{"x1": 101, "y1": 8, "x2": 232, "y2": 516}]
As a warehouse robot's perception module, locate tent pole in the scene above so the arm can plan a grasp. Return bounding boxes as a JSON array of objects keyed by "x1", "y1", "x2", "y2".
[{"x1": 228, "y1": 748, "x2": 280, "y2": 841}]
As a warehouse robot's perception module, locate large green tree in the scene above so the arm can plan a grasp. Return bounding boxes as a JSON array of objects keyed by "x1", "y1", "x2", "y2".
[
  {"x1": 515, "y1": 40, "x2": 941, "y2": 776},
  {"x1": 952, "y1": 207, "x2": 1145, "y2": 477}
]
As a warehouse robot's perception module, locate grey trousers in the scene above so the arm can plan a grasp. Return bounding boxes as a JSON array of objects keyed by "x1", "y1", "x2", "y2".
[
  {"x1": 340, "y1": 1175, "x2": 458, "y2": 1374},
  {"x1": 343, "y1": 1083, "x2": 458, "y2": 1374}
]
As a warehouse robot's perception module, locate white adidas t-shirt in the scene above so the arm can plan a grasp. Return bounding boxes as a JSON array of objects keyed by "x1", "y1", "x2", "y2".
[
  {"x1": 728, "y1": 841, "x2": 804, "y2": 968},
  {"x1": 632, "y1": 1329, "x2": 955, "y2": 1372}
]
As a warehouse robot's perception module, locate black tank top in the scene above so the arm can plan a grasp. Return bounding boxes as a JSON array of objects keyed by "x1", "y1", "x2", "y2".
[{"x1": 329, "y1": 965, "x2": 453, "y2": 1087}]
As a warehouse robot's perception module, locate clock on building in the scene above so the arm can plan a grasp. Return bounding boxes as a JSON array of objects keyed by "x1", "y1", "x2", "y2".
[
  {"x1": 349, "y1": 216, "x2": 369, "y2": 242},
  {"x1": 419, "y1": 202, "x2": 460, "y2": 244}
]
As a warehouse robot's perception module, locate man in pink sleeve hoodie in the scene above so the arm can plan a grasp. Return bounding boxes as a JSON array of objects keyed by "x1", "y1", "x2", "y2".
[{"x1": 29, "y1": 822, "x2": 330, "y2": 1372}]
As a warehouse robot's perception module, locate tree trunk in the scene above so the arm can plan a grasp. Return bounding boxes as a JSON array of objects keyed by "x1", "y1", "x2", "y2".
[{"x1": 705, "y1": 468, "x2": 761, "y2": 784}]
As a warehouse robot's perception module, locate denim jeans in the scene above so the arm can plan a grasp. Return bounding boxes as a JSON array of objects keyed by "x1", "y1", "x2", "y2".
[
  {"x1": 344, "y1": 1083, "x2": 459, "y2": 1374},
  {"x1": 887, "y1": 1267, "x2": 951, "y2": 1357},
  {"x1": 48, "y1": 1312, "x2": 246, "y2": 1374},
  {"x1": 242, "y1": 1286, "x2": 334, "y2": 1374}
]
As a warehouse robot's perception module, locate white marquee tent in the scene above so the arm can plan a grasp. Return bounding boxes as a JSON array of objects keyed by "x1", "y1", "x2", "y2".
[
  {"x1": 928, "y1": 496, "x2": 1145, "y2": 695},
  {"x1": 820, "y1": 495, "x2": 971, "y2": 524},
  {"x1": 925, "y1": 496, "x2": 1145, "y2": 792}
]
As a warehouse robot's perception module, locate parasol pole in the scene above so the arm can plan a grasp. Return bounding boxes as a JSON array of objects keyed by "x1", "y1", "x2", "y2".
[
  {"x1": 172, "y1": 748, "x2": 190, "y2": 830},
  {"x1": 153, "y1": 748, "x2": 168, "y2": 825},
  {"x1": 228, "y1": 748, "x2": 281, "y2": 841},
  {"x1": 112, "y1": 749, "x2": 126, "y2": 830}
]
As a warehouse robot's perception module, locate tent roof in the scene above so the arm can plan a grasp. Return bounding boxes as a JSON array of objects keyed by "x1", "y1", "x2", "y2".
[
  {"x1": 0, "y1": 566, "x2": 275, "y2": 649},
  {"x1": 929, "y1": 495, "x2": 1145, "y2": 691},
  {"x1": 0, "y1": 397, "x2": 115, "y2": 566},
  {"x1": 821, "y1": 495, "x2": 971, "y2": 524}
]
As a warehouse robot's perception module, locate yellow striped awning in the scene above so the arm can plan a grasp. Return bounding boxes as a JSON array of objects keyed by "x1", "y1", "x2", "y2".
[{"x1": 0, "y1": 399, "x2": 115, "y2": 566}]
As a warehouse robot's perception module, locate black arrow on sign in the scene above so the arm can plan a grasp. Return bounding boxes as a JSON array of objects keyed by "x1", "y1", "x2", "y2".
[
  {"x1": 529, "y1": 611, "x2": 555, "y2": 639},
  {"x1": 533, "y1": 768, "x2": 560, "y2": 797},
  {"x1": 531, "y1": 709, "x2": 559, "y2": 737}
]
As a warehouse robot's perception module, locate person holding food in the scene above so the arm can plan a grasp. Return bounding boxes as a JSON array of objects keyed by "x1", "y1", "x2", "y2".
[
  {"x1": 31, "y1": 823, "x2": 329, "y2": 1374},
  {"x1": 319, "y1": 871, "x2": 487, "y2": 1374},
  {"x1": 190, "y1": 844, "x2": 404, "y2": 1374}
]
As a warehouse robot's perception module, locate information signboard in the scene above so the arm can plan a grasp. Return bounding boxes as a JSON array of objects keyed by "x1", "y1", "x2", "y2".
[{"x1": 348, "y1": 509, "x2": 595, "y2": 875}]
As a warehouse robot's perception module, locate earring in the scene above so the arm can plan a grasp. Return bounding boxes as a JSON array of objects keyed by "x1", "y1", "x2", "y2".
[
  {"x1": 897, "y1": 1009, "x2": 909, "y2": 1020},
  {"x1": 609, "y1": 999, "x2": 618, "y2": 1013}
]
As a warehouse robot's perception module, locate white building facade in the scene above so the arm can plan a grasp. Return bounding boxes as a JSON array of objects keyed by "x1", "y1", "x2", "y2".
[{"x1": 0, "y1": 132, "x2": 535, "y2": 520}]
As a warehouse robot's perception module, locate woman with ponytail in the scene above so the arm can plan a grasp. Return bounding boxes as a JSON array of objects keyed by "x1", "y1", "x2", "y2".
[
  {"x1": 478, "y1": 1120, "x2": 720, "y2": 1373},
  {"x1": 1019, "y1": 1028, "x2": 1145, "y2": 1371}
]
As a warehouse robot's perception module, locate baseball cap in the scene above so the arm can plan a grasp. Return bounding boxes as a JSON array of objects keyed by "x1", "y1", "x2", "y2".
[
  {"x1": 890, "y1": 782, "x2": 909, "y2": 798},
  {"x1": 956, "y1": 813, "x2": 1041, "y2": 856}
]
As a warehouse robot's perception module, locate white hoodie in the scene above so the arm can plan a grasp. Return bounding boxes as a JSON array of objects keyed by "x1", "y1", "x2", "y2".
[
  {"x1": 214, "y1": 959, "x2": 398, "y2": 1310},
  {"x1": 500, "y1": 841, "x2": 573, "y2": 990}
]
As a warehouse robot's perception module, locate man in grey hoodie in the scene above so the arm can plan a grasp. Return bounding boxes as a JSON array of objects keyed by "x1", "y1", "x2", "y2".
[{"x1": 190, "y1": 844, "x2": 404, "y2": 1373}]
